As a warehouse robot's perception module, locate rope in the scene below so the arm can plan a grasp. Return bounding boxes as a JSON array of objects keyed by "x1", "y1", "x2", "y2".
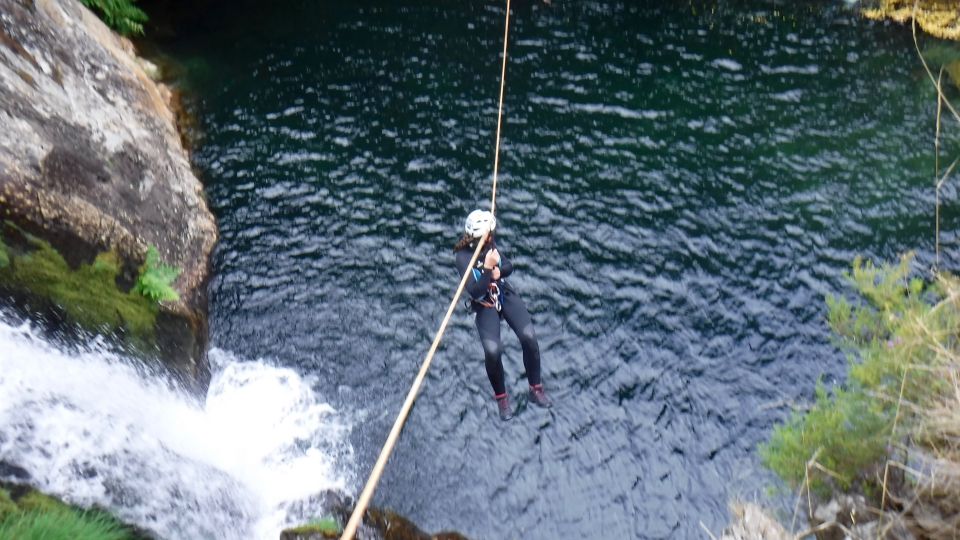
[
  {"x1": 489, "y1": 0, "x2": 511, "y2": 216},
  {"x1": 339, "y1": 1, "x2": 512, "y2": 538}
]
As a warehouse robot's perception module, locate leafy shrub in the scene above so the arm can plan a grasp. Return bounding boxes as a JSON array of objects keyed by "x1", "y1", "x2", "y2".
[
  {"x1": 134, "y1": 246, "x2": 180, "y2": 303},
  {"x1": 79, "y1": 0, "x2": 148, "y2": 36},
  {"x1": 760, "y1": 254, "x2": 955, "y2": 494},
  {"x1": 760, "y1": 382, "x2": 889, "y2": 493}
]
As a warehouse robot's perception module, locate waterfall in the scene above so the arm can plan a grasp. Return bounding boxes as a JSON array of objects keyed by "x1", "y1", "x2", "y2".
[{"x1": 0, "y1": 310, "x2": 353, "y2": 539}]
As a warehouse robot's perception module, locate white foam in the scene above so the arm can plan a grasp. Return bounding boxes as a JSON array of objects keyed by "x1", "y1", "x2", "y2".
[
  {"x1": 0, "y1": 313, "x2": 352, "y2": 539},
  {"x1": 711, "y1": 58, "x2": 743, "y2": 72}
]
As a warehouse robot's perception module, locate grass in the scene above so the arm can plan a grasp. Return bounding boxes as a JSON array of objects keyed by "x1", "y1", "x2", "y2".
[
  {"x1": 0, "y1": 507, "x2": 131, "y2": 540},
  {"x1": 0, "y1": 487, "x2": 135, "y2": 540}
]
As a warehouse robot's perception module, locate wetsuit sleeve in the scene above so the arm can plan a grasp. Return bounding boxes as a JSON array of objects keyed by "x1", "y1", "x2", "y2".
[
  {"x1": 498, "y1": 251, "x2": 514, "y2": 279},
  {"x1": 456, "y1": 249, "x2": 493, "y2": 300}
]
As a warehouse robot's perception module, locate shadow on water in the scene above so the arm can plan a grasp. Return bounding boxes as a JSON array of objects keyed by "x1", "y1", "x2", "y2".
[{"x1": 150, "y1": 0, "x2": 960, "y2": 537}]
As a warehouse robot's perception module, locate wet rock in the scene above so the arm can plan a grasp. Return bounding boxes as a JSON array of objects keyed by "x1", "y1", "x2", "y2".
[
  {"x1": 0, "y1": 461, "x2": 30, "y2": 482},
  {"x1": 281, "y1": 490, "x2": 469, "y2": 540},
  {"x1": 0, "y1": 0, "x2": 217, "y2": 386}
]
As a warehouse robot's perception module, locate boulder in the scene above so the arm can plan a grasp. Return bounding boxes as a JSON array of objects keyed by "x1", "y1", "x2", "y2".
[
  {"x1": 280, "y1": 490, "x2": 469, "y2": 540},
  {"x1": 0, "y1": 0, "x2": 217, "y2": 386}
]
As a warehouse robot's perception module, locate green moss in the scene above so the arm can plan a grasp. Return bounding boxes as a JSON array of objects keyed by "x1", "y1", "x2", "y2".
[
  {"x1": 0, "y1": 230, "x2": 158, "y2": 342},
  {"x1": 16, "y1": 490, "x2": 71, "y2": 514},
  {"x1": 761, "y1": 254, "x2": 960, "y2": 495},
  {"x1": 0, "y1": 237, "x2": 8, "y2": 269},
  {"x1": 286, "y1": 516, "x2": 341, "y2": 537},
  {"x1": 0, "y1": 488, "x2": 18, "y2": 522},
  {"x1": 0, "y1": 488, "x2": 138, "y2": 540}
]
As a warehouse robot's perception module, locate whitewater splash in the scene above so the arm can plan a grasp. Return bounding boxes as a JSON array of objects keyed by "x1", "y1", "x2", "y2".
[{"x1": 0, "y1": 312, "x2": 353, "y2": 539}]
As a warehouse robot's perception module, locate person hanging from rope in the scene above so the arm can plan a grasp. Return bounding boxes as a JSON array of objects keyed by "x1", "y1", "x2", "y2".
[{"x1": 454, "y1": 209, "x2": 552, "y2": 421}]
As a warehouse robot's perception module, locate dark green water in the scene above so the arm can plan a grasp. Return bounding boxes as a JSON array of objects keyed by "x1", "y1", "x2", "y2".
[{"x1": 165, "y1": 0, "x2": 960, "y2": 537}]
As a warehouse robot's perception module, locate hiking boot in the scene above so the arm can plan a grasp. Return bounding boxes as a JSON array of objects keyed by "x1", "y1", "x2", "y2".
[
  {"x1": 529, "y1": 384, "x2": 553, "y2": 408},
  {"x1": 495, "y1": 393, "x2": 513, "y2": 421}
]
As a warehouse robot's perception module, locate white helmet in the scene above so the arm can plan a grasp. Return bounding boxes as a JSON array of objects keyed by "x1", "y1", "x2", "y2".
[{"x1": 464, "y1": 209, "x2": 496, "y2": 238}]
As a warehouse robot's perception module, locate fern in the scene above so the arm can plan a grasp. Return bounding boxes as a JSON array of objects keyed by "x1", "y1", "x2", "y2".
[
  {"x1": 80, "y1": 0, "x2": 148, "y2": 36},
  {"x1": 134, "y1": 246, "x2": 180, "y2": 303}
]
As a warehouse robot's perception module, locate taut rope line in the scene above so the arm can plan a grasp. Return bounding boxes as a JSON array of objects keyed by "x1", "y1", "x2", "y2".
[
  {"x1": 339, "y1": 1, "x2": 512, "y2": 538},
  {"x1": 489, "y1": 0, "x2": 511, "y2": 216}
]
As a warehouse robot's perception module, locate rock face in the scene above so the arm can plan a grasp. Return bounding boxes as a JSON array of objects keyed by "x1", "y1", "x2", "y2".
[{"x1": 0, "y1": 0, "x2": 217, "y2": 384}]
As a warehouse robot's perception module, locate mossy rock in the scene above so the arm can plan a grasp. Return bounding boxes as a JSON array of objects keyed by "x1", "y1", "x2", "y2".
[
  {"x1": 0, "y1": 238, "x2": 9, "y2": 269},
  {"x1": 0, "y1": 505, "x2": 133, "y2": 540},
  {"x1": 281, "y1": 516, "x2": 341, "y2": 539},
  {"x1": 0, "y1": 488, "x2": 18, "y2": 522},
  {"x1": 0, "y1": 223, "x2": 158, "y2": 343},
  {"x1": 16, "y1": 490, "x2": 71, "y2": 514},
  {"x1": 945, "y1": 60, "x2": 960, "y2": 91},
  {"x1": 281, "y1": 501, "x2": 471, "y2": 540},
  {"x1": 0, "y1": 484, "x2": 150, "y2": 540}
]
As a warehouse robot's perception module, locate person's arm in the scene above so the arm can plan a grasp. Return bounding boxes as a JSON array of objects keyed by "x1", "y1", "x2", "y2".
[
  {"x1": 456, "y1": 249, "x2": 493, "y2": 300},
  {"x1": 497, "y1": 250, "x2": 513, "y2": 279}
]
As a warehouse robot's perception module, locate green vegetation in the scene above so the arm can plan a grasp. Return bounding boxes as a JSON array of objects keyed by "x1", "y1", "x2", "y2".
[
  {"x1": 286, "y1": 517, "x2": 342, "y2": 537},
  {"x1": 0, "y1": 509, "x2": 129, "y2": 540},
  {"x1": 16, "y1": 490, "x2": 71, "y2": 514},
  {"x1": 0, "y1": 227, "x2": 160, "y2": 341},
  {"x1": 0, "y1": 489, "x2": 18, "y2": 522},
  {"x1": 133, "y1": 246, "x2": 181, "y2": 303},
  {"x1": 0, "y1": 237, "x2": 8, "y2": 269},
  {"x1": 761, "y1": 380, "x2": 888, "y2": 493},
  {"x1": 80, "y1": 0, "x2": 148, "y2": 36},
  {"x1": 865, "y1": 0, "x2": 960, "y2": 41},
  {"x1": 761, "y1": 254, "x2": 960, "y2": 531},
  {"x1": 0, "y1": 486, "x2": 135, "y2": 540}
]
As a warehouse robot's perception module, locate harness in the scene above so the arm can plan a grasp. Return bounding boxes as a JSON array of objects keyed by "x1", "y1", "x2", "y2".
[
  {"x1": 475, "y1": 281, "x2": 502, "y2": 312},
  {"x1": 467, "y1": 247, "x2": 504, "y2": 312}
]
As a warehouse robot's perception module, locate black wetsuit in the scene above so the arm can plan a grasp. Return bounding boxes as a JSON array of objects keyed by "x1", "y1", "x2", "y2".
[{"x1": 455, "y1": 239, "x2": 542, "y2": 396}]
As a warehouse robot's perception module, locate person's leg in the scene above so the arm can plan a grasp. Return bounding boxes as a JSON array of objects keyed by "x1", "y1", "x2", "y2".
[
  {"x1": 500, "y1": 291, "x2": 541, "y2": 387},
  {"x1": 474, "y1": 307, "x2": 505, "y2": 396}
]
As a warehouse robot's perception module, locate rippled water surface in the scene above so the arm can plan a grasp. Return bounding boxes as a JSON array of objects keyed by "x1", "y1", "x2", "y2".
[{"x1": 166, "y1": 1, "x2": 960, "y2": 537}]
